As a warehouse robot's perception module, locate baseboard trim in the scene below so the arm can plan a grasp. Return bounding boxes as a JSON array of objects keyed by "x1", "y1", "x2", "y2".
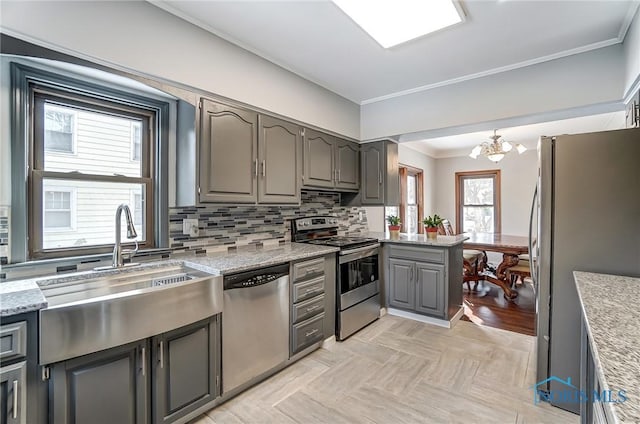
[{"x1": 387, "y1": 307, "x2": 463, "y2": 329}]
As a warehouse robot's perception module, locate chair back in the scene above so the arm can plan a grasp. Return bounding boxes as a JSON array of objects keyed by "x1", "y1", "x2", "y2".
[{"x1": 439, "y1": 219, "x2": 456, "y2": 236}]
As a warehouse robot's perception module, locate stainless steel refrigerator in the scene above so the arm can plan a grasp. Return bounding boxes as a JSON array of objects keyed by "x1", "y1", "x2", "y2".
[{"x1": 531, "y1": 127, "x2": 640, "y2": 414}]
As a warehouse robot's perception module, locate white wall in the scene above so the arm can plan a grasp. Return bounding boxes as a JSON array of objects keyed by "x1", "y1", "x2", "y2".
[
  {"x1": 434, "y1": 150, "x2": 538, "y2": 237},
  {"x1": 0, "y1": 0, "x2": 360, "y2": 139},
  {"x1": 624, "y1": 8, "x2": 640, "y2": 98},
  {"x1": 361, "y1": 45, "x2": 625, "y2": 140}
]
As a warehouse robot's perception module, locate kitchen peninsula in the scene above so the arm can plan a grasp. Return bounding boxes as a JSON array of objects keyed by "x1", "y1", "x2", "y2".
[{"x1": 371, "y1": 233, "x2": 468, "y2": 326}]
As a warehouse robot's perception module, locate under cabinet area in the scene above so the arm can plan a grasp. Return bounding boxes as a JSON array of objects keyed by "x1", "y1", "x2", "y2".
[
  {"x1": 302, "y1": 128, "x2": 359, "y2": 191},
  {"x1": 199, "y1": 98, "x2": 302, "y2": 204},
  {"x1": 385, "y1": 243, "x2": 463, "y2": 321},
  {"x1": 46, "y1": 315, "x2": 220, "y2": 424}
]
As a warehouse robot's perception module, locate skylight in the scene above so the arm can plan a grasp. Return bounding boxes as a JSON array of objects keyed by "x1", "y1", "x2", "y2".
[{"x1": 332, "y1": 0, "x2": 465, "y2": 48}]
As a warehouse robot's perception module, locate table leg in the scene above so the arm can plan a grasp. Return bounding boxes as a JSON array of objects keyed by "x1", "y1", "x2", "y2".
[{"x1": 493, "y1": 253, "x2": 520, "y2": 299}]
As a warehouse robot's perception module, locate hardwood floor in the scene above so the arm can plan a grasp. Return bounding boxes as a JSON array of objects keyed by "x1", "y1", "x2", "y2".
[
  {"x1": 462, "y1": 279, "x2": 537, "y2": 336},
  {"x1": 190, "y1": 315, "x2": 577, "y2": 424}
]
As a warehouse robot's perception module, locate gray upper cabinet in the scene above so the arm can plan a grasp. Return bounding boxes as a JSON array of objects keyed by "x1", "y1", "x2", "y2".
[
  {"x1": 335, "y1": 138, "x2": 359, "y2": 190},
  {"x1": 303, "y1": 128, "x2": 359, "y2": 191},
  {"x1": 303, "y1": 128, "x2": 335, "y2": 188},
  {"x1": 258, "y1": 115, "x2": 302, "y2": 204},
  {"x1": 360, "y1": 140, "x2": 399, "y2": 205},
  {"x1": 199, "y1": 98, "x2": 302, "y2": 204},
  {"x1": 153, "y1": 317, "x2": 219, "y2": 424},
  {"x1": 199, "y1": 99, "x2": 258, "y2": 203},
  {"x1": 49, "y1": 340, "x2": 149, "y2": 424}
]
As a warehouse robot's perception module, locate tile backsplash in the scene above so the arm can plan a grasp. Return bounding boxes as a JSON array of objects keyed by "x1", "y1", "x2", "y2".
[
  {"x1": 0, "y1": 206, "x2": 9, "y2": 266},
  {"x1": 169, "y1": 190, "x2": 369, "y2": 254}
]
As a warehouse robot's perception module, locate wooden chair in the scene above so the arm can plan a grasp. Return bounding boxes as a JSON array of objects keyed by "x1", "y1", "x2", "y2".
[
  {"x1": 506, "y1": 258, "x2": 531, "y2": 287},
  {"x1": 439, "y1": 219, "x2": 486, "y2": 291}
]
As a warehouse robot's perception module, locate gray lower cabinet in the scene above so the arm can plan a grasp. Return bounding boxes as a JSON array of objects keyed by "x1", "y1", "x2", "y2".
[
  {"x1": 0, "y1": 361, "x2": 26, "y2": 424},
  {"x1": 290, "y1": 257, "x2": 326, "y2": 356},
  {"x1": 302, "y1": 128, "x2": 359, "y2": 191},
  {"x1": 49, "y1": 340, "x2": 149, "y2": 424},
  {"x1": 388, "y1": 258, "x2": 415, "y2": 310},
  {"x1": 386, "y1": 244, "x2": 461, "y2": 320},
  {"x1": 48, "y1": 316, "x2": 221, "y2": 424},
  {"x1": 199, "y1": 99, "x2": 302, "y2": 204},
  {"x1": 153, "y1": 316, "x2": 220, "y2": 424}
]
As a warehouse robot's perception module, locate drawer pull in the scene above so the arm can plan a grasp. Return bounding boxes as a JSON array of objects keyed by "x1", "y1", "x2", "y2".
[
  {"x1": 306, "y1": 305, "x2": 321, "y2": 313},
  {"x1": 304, "y1": 288, "x2": 321, "y2": 295},
  {"x1": 12, "y1": 380, "x2": 18, "y2": 419},
  {"x1": 305, "y1": 268, "x2": 320, "y2": 275},
  {"x1": 305, "y1": 328, "x2": 319, "y2": 338}
]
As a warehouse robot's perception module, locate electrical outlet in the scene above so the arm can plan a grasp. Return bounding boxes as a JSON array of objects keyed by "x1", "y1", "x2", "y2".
[{"x1": 183, "y1": 219, "x2": 199, "y2": 237}]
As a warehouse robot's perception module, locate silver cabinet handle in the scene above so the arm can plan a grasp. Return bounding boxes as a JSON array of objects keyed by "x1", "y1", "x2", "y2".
[
  {"x1": 337, "y1": 169, "x2": 341, "y2": 181},
  {"x1": 305, "y1": 328, "x2": 319, "y2": 338},
  {"x1": 379, "y1": 171, "x2": 383, "y2": 184},
  {"x1": 12, "y1": 380, "x2": 18, "y2": 419},
  {"x1": 306, "y1": 305, "x2": 321, "y2": 313},
  {"x1": 141, "y1": 346, "x2": 146, "y2": 376},
  {"x1": 303, "y1": 287, "x2": 321, "y2": 295},
  {"x1": 261, "y1": 160, "x2": 266, "y2": 177},
  {"x1": 254, "y1": 159, "x2": 259, "y2": 177},
  {"x1": 159, "y1": 341, "x2": 164, "y2": 369}
]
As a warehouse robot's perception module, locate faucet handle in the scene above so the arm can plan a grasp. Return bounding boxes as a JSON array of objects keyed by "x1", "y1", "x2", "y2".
[{"x1": 123, "y1": 240, "x2": 139, "y2": 260}]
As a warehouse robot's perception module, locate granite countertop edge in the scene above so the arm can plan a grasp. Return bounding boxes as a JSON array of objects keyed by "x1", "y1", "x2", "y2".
[
  {"x1": 574, "y1": 270, "x2": 640, "y2": 424},
  {"x1": 367, "y1": 231, "x2": 468, "y2": 247},
  {"x1": 0, "y1": 243, "x2": 339, "y2": 316}
]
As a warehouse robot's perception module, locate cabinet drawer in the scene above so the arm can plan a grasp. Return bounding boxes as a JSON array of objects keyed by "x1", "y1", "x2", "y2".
[
  {"x1": 292, "y1": 313, "x2": 324, "y2": 354},
  {"x1": 292, "y1": 294, "x2": 324, "y2": 324},
  {"x1": 292, "y1": 276, "x2": 325, "y2": 303},
  {"x1": 388, "y1": 245, "x2": 445, "y2": 264},
  {"x1": 292, "y1": 258, "x2": 324, "y2": 282},
  {"x1": 0, "y1": 322, "x2": 27, "y2": 361}
]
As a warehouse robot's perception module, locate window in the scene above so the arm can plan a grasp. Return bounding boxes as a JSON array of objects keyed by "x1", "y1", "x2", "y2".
[
  {"x1": 44, "y1": 104, "x2": 75, "y2": 153},
  {"x1": 455, "y1": 170, "x2": 501, "y2": 234},
  {"x1": 44, "y1": 190, "x2": 73, "y2": 230},
  {"x1": 29, "y1": 86, "x2": 156, "y2": 257},
  {"x1": 131, "y1": 121, "x2": 142, "y2": 161},
  {"x1": 399, "y1": 165, "x2": 424, "y2": 234}
]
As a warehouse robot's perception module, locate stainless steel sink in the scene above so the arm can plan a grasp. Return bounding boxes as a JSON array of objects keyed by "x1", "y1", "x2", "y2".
[{"x1": 38, "y1": 263, "x2": 222, "y2": 365}]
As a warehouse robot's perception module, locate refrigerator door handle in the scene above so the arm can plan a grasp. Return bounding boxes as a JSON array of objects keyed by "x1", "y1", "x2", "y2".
[{"x1": 528, "y1": 185, "x2": 538, "y2": 292}]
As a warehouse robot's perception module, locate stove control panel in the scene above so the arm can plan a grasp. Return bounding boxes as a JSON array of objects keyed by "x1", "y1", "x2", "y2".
[{"x1": 294, "y1": 216, "x2": 338, "y2": 231}]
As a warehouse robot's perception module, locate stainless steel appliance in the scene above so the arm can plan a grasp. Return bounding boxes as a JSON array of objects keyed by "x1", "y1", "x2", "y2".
[
  {"x1": 531, "y1": 128, "x2": 640, "y2": 413},
  {"x1": 292, "y1": 216, "x2": 381, "y2": 340},
  {"x1": 222, "y1": 264, "x2": 290, "y2": 394}
]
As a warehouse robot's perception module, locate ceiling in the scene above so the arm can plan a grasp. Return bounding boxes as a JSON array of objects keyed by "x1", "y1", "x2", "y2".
[{"x1": 150, "y1": 0, "x2": 638, "y2": 104}]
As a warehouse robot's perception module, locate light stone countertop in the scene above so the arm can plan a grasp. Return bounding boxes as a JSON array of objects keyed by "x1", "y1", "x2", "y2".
[
  {"x1": 0, "y1": 243, "x2": 338, "y2": 316},
  {"x1": 367, "y1": 231, "x2": 468, "y2": 247},
  {"x1": 181, "y1": 242, "x2": 339, "y2": 275},
  {"x1": 574, "y1": 271, "x2": 640, "y2": 424}
]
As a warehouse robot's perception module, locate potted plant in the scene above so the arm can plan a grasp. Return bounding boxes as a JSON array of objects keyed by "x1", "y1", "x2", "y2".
[
  {"x1": 422, "y1": 214, "x2": 443, "y2": 240},
  {"x1": 386, "y1": 215, "x2": 401, "y2": 237}
]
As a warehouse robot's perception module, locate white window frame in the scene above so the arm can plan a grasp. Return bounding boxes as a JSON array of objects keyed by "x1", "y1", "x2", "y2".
[
  {"x1": 130, "y1": 189, "x2": 143, "y2": 228},
  {"x1": 130, "y1": 120, "x2": 142, "y2": 161},
  {"x1": 44, "y1": 104, "x2": 78, "y2": 156},
  {"x1": 43, "y1": 187, "x2": 76, "y2": 232}
]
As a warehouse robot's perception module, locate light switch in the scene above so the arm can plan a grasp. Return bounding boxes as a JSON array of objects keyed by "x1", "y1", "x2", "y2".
[{"x1": 183, "y1": 219, "x2": 199, "y2": 237}]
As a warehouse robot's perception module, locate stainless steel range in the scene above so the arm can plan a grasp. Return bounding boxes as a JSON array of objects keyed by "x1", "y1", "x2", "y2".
[{"x1": 292, "y1": 216, "x2": 380, "y2": 340}]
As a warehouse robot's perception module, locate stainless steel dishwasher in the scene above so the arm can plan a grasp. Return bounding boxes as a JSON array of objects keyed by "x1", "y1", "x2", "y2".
[{"x1": 222, "y1": 263, "x2": 289, "y2": 394}]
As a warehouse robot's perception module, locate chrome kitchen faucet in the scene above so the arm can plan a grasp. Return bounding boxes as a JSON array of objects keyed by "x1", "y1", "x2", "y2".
[{"x1": 112, "y1": 204, "x2": 139, "y2": 268}]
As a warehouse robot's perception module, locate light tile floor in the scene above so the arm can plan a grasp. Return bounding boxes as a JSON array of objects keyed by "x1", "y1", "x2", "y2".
[{"x1": 191, "y1": 315, "x2": 579, "y2": 423}]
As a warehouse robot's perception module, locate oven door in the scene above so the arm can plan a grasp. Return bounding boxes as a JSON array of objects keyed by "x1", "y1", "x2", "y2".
[{"x1": 338, "y1": 244, "x2": 380, "y2": 310}]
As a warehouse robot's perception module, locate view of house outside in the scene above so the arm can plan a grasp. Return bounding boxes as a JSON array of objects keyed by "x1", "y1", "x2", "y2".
[{"x1": 43, "y1": 104, "x2": 146, "y2": 249}]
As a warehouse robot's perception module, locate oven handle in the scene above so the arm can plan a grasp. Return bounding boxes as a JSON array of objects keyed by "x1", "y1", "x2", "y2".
[{"x1": 339, "y1": 243, "x2": 381, "y2": 256}]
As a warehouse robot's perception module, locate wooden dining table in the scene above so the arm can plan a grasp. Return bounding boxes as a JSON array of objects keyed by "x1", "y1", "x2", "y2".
[{"x1": 463, "y1": 233, "x2": 529, "y2": 300}]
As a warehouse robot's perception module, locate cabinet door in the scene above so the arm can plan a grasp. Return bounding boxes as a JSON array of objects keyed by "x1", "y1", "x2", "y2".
[
  {"x1": 303, "y1": 128, "x2": 335, "y2": 188},
  {"x1": 415, "y1": 262, "x2": 445, "y2": 317},
  {"x1": 334, "y1": 138, "x2": 359, "y2": 190},
  {"x1": 258, "y1": 115, "x2": 302, "y2": 204},
  {"x1": 0, "y1": 361, "x2": 26, "y2": 424},
  {"x1": 49, "y1": 340, "x2": 149, "y2": 424},
  {"x1": 361, "y1": 141, "x2": 384, "y2": 205},
  {"x1": 200, "y1": 99, "x2": 258, "y2": 203},
  {"x1": 153, "y1": 316, "x2": 220, "y2": 424},
  {"x1": 388, "y1": 258, "x2": 415, "y2": 310}
]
